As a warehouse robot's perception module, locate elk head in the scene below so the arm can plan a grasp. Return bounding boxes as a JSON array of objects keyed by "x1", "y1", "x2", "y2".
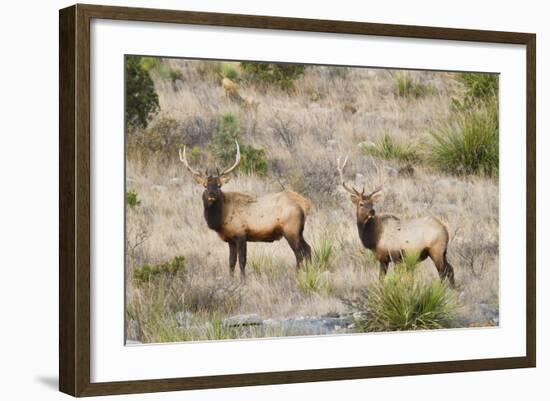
[
  {"x1": 179, "y1": 141, "x2": 241, "y2": 206},
  {"x1": 336, "y1": 156, "x2": 384, "y2": 222}
]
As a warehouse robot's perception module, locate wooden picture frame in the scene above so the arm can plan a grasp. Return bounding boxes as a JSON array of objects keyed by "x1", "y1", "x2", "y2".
[{"x1": 59, "y1": 3, "x2": 536, "y2": 397}]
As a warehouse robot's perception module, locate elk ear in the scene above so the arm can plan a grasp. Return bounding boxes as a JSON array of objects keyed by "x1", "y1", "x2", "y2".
[
  {"x1": 350, "y1": 194, "x2": 361, "y2": 204},
  {"x1": 192, "y1": 175, "x2": 207, "y2": 186},
  {"x1": 370, "y1": 191, "x2": 384, "y2": 203},
  {"x1": 219, "y1": 174, "x2": 232, "y2": 184}
]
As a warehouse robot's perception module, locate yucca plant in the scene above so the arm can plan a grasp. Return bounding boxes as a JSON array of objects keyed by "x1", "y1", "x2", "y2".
[
  {"x1": 429, "y1": 98, "x2": 498, "y2": 177},
  {"x1": 349, "y1": 267, "x2": 458, "y2": 332}
]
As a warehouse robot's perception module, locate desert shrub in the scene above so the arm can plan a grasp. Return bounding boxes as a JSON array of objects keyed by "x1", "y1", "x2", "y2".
[
  {"x1": 241, "y1": 62, "x2": 306, "y2": 90},
  {"x1": 221, "y1": 63, "x2": 240, "y2": 81},
  {"x1": 348, "y1": 267, "x2": 458, "y2": 332},
  {"x1": 133, "y1": 256, "x2": 186, "y2": 285},
  {"x1": 210, "y1": 113, "x2": 268, "y2": 175},
  {"x1": 362, "y1": 133, "x2": 420, "y2": 163},
  {"x1": 210, "y1": 113, "x2": 241, "y2": 163},
  {"x1": 183, "y1": 281, "x2": 242, "y2": 314},
  {"x1": 428, "y1": 98, "x2": 498, "y2": 176},
  {"x1": 290, "y1": 160, "x2": 338, "y2": 200},
  {"x1": 125, "y1": 56, "x2": 160, "y2": 129},
  {"x1": 394, "y1": 72, "x2": 435, "y2": 98},
  {"x1": 126, "y1": 189, "x2": 141, "y2": 208}
]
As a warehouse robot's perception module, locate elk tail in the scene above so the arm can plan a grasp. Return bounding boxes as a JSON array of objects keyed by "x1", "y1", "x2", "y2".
[{"x1": 286, "y1": 190, "x2": 312, "y2": 216}]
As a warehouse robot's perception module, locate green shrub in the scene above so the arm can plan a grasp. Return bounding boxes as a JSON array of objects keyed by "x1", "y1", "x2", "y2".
[
  {"x1": 133, "y1": 256, "x2": 186, "y2": 284},
  {"x1": 428, "y1": 98, "x2": 498, "y2": 176},
  {"x1": 210, "y1": 113, "x2": 268, "y2": 176},
  {"x1": 221, "y1": 63, "x2": 240, "y2": 81},
  {"x1": 394, "y1": 72, "x2": 435, "y2": 98},
  {"x1": 362, "y1": 133, "x2": 420, "y2": 163},
  {"x1": 126, "y1": 189, "x2": 141, "y2": 208},
  {"x1": 241, "y1": 62, "x2": 306, "y2": 90},
  {"x1": 459, "y1": 72, "x2": 498, "y2": 103},
  {"x1": 349, "y1": 268, "x2": 458, "y2": 332},
  {"x1": 240, "y1": 145, "x2": 268, "y2": 176},
  {"x1": 210, "y1": 113, "x2": 241, "y2": 164},
  {"x1": 125, "y1": 56, "x2": 160, "y2": 129}
]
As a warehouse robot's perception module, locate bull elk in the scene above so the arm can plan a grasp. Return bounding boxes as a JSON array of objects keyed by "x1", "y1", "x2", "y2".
[
  {"x1": 179, "y1": 141, "x2": 312, "y2": 277},
  {"x1": 336, "y1": 156, "x2": 455, "y2": 287}
]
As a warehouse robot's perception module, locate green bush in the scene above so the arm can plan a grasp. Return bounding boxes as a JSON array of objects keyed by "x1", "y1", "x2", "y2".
[
  {"x1": 241, "y1": 62, "x2": 306, "y2": 90},
  {"x1": 126, "y1": 189, "x2": 141, "y2": 208},
  {"x1": 221, "y1": 63, "x2": 240, "y2": 81},
  {"x1": 125, "y1": 56, "x2": 160, "y2": 129},
  {"x1": 133, "y1": 256, "x2": 186, "y2": 285},
  {"x1": 210, "y1": 113, "x2": 268, "y2": 176},
  {"x1": 459, "y1": 72, "x2": 498, "y2": 104},
  {"x1": 240, "y1": 145, "x2": 268, "y2": 176},
  {"x1": 428, "y1": 98, "x2": 498, "y2": 177},
  {"x1": 362, "y1": 133, "x2": 420, "y2": 163},
  {"x1": 394, "y1": 72, "x2": 435, "y2": 98},
  {"x1": 349, "y1": 268, "x2": 458, "y2": 332}
]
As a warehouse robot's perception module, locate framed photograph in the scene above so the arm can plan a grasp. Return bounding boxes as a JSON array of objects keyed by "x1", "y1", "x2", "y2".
[{"x1": 59, "y1": 4, "x2": 536, "y2": 397}]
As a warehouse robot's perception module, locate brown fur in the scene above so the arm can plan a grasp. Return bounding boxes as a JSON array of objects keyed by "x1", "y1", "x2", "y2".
[{"x1": 181, "y1": 143, "x2": 312, "y2": 277}]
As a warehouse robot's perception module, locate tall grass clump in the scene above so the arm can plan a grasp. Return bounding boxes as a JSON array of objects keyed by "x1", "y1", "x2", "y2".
[
  {"x1": 362, "y1": 133, "x2": 420, "y2": 163},
  {"x1": 349, "y1": 268, "x2": 458, "y2": 332},
  {"x1": 429, "y1": 99, "x2": 498, "y2": 176},
  {"x1": 394, "y1": 72, "x2": 435, "y2": 98},
  {"x1": 296, "y1": 234, "x2": 335, "y2": 295}
]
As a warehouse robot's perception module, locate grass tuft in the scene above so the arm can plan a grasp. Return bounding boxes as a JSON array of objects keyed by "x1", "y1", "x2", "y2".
[
  {"x1": 348, "y1": 269, "x2": 459, "y2": 332},
  {"x1": 428, "y1": 99, "x2": 498, "y2": 177},
  {"x1": 362, "y1": 133, "x2": 420, "y2": 163}
]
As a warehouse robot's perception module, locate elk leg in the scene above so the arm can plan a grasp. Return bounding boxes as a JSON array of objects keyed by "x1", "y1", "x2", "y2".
[
  {"x1": 228, "y1": 242, "x2": 237, "y2": 277},
  {"x1": 442, "y1": 251, "x2": 456, "y2": 288},
  {"x1": 299, "y1": 237, "x2": 312, "y2": 265},
  {"x1": 379, "y1": 261, "x2": 389, "y2": 280},
  {"x1": 284, "y1": 234, "x2": 304, "y2": 269},
  {"x1": 431, "y1": 250, "x2": 456, "y2": 288},
  {"x1": 237, "y1": 239, "x2": 247, "y2": 278}
]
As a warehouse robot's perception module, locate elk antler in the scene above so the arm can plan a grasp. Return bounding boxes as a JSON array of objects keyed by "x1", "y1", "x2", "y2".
[
  {"x1": 336, "y1": 155, "x2": 362, "y2": 196},
  {"x1": 220, "y1": 141, "x2": 241, "y2": 177},
  {"x1": 179, "y1": 146, "x2": 206, "y2": 180},
  {"x1": 365, "y1": 157, "x2": 386, "y2": 198}
]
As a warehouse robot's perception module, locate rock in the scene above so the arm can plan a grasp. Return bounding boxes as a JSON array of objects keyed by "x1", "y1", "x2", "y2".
[
  {"x1": 125, "y1": 340, "x2": 142, "y2": 345},
  {"x1": 384, "y1": 166, "x2": 399, "y2": 177},
  {"x1": 173, "y1": 79, "x2": 185, "y2": 91},
  {"x1": 170, "y1": 177, "x2": 183, "y2": 184},
  {"x1": 326, "y1": 139, "x2": 338, "y2": 148},
  {"x1": 224, "y1": 314, "x2": 263, "y2": 327}
]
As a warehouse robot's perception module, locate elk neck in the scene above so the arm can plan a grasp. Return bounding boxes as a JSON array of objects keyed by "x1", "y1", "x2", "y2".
[
  {"x1": 203, "y1": 192, "x2": 224, "y2": 232},
  {"x1": 357, "y1": 214, "x2": 380, "y2": 250}
]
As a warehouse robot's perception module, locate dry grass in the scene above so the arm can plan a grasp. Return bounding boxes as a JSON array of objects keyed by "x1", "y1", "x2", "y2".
[{"x1": 125, "y1": 60, "x2": 499, "y2": 343}]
